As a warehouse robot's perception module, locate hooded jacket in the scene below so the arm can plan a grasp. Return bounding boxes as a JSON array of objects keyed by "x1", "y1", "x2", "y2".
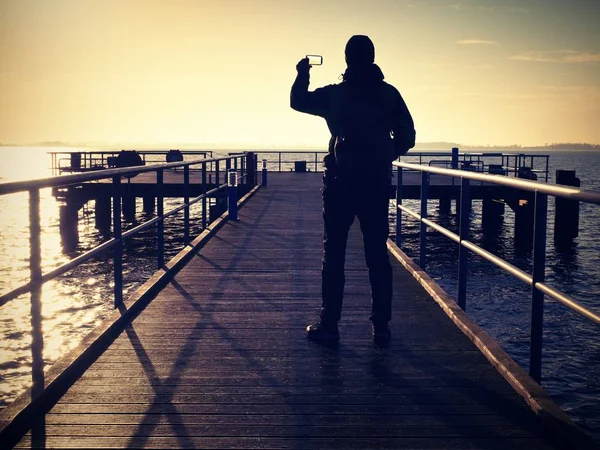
[{"x1": 290, "y1": 63, "x2": 416, "y2": 162}]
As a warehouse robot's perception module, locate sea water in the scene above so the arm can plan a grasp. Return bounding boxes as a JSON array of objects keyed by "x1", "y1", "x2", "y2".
[{"x1": 0, "y1": 146, "x2": 599, "y2": 440}]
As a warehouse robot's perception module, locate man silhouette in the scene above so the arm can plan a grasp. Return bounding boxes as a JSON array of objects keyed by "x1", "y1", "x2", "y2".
[{"x1": 291, "y1": 35, "x2": 415, "y2": 344}]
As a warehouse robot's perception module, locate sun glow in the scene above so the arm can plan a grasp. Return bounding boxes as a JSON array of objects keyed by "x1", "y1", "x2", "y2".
[{"x1": 1, "y1": 0, "x2": 599, "y2": 148}]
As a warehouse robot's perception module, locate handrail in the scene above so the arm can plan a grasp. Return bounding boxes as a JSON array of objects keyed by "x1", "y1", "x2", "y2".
[
  {"x1": 392, "y1": 160, "x2": 600, "y2": 383},
  {"x1": 250, "y1": 150, "x2": 550, "y2": 181},
  {"x1": 397, "y1": 162, "x2": 600, "y2": 205},
  {"x1": 49, "y1": 150, "x2": 214, "y2": 174},
  {"x1": 0, "y1": 156, "x2": 240, "y2": 196},
  {"x1": 0, "y1": 153, "x2": 258, "y2": 308}
]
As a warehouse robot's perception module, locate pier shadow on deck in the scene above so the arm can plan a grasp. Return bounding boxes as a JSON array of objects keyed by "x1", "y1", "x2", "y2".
[{"x1": 17, "y1": 173, "x2": 559, "y2": 449}]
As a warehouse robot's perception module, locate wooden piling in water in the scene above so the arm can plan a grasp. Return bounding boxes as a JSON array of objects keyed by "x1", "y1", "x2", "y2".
[
  {"x1": 94, "y1": 196, "x2": 111, "y2": 233},
  {"x1": 554, "y1": 170, "x2": 580, "y2": 244},
  {"x1": 122, "y1": 195, "x2": 136, "y2": 221},
  {"x1": 438, "y1": 196, "x2": 451, "y2": 214},
  {"x1": 142, "y1": 196, "x2": 155, "y2": 214}
]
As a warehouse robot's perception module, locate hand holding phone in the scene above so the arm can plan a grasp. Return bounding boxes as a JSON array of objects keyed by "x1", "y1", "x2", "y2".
[{"x1": 306, "y1": 55, "x2": 323, "y2": 66}]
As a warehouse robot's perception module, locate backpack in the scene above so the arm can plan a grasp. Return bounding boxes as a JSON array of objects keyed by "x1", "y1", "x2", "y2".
[{"x1": 332, "y1": 83, "x2": 394, "y2": 181}]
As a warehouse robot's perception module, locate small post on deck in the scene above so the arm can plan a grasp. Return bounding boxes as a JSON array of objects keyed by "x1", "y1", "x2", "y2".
[
  {"x1": 157, "y1": 169, "x2": 164, "y2": 268},
  {"x1": 419, "y1": 172, "x2": 429, "y2": 269},
  {"x1": 228, "y1": 169, "x2": 239, "y2": 221},
  {"x1": 529, "y1": 191, "x2": 547, "y2": 383},
  {"x1": 112, "y1": 176, "x2": 123, "y2": 306},
  {"x1": 262, "y1": 159, "x2": 268, "y2": 187},
  {"x1": 395, "y1": 166, "x2": 403, "y2": 246},
  {"x1": 457, "y1": 178, "x2": 470, "y2": 310}
]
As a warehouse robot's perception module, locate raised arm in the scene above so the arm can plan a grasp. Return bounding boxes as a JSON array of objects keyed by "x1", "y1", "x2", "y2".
[{"x1": 290, "y1": 58, "x2": 331, "y2": 118}]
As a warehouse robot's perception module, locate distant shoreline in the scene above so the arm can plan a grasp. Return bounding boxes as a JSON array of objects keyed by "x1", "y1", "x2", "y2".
[{"x1": 1, "y1": 143, "x2": 600, "y2": 153}]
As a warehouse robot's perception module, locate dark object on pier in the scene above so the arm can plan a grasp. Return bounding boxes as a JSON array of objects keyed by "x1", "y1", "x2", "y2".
[
  {"x1": 294, "y1": 161, "x2": 307, "y2": 173},
  {"x1": 554, "y1": 170, "x2": 580, "y2": 245},
  {"x1": 489, "y1": 164, "x2": 507, "y2": 176},
  {"x1": 70, "y1": 152, "x2": 82, "y2": 170},
  {"x1": 115, "y1": 151, "x2": 145, "y2": 178},
  {"x1": 166, "y1": 149, "x2": 184, "y2": 163}
]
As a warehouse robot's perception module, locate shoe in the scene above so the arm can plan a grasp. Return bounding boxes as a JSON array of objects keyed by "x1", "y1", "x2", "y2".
[
  {"x1": 306, "y1": 321, "x2": 340, "y2": 343},
  {"x1": 372, "y1": 322, "x2": 391, "y2": 345}
]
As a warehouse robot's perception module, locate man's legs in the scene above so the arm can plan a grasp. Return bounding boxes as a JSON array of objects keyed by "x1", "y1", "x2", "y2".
[
  {"x1": 320, "y1": 177, "x2": 354, "y2": 323},
  {"x1": 357, "y1": 183, "x2": 393, "y2": 326}
]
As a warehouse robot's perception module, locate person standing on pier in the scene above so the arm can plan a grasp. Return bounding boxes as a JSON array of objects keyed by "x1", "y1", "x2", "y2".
[{"x1": 290, "y1": 35, "x2": 416, "y2": 344}]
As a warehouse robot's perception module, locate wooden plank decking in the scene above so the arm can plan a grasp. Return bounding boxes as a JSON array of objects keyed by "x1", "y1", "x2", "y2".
[{"x1": 18, "y1": 173, "x2": 559, "y2": 449}]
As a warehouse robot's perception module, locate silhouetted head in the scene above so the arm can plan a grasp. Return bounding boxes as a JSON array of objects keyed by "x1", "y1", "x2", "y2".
[{"x1": 345, "y1": 35, "x2": 375, "y2": 67}]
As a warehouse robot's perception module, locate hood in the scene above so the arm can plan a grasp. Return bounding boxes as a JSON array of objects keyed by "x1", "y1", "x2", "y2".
[{"x1": 342, "y1": 63, "x2": 385, "y2": 86}]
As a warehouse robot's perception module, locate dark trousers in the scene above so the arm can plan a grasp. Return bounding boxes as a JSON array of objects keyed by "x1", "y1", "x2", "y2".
[{"x1": 320, "y1": 172, "x2": 393, "y2": 324}]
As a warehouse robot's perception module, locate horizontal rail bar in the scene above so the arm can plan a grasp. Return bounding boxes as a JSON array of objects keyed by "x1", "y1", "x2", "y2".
[
  {"x1": 460, "y1": 240, "x2": 533, "y2": 285},
  {"x1": 121, "y1": 217, "x2": 161, "y2": 241},
  {"x1": 394, "y1": 162, "x2": 600, "y2": 205},
  {"x1": 0, "y1": 238, "x2": 118, "y2": 306},
  {"x1": 399, "y1": 199, "x2": 600, "y2": 326},
  {"x1": 397, "y1": 204, "x2": 460, "y2": 243},
  {"x1": 188, "y1": 183, "x2": 228, "y2": 208},
  {"x1": 0, "y1": 155, "x2": 246, "y2": 196},
  {"x1": 48, "y1": 150, "x2": 212, "y2": 155},
  {"x1": 535, "y1": 283, "x2": 600, "y2": 325},
  {"x1": 205, "y1": 184, "x2": 228, "y2": 197}
]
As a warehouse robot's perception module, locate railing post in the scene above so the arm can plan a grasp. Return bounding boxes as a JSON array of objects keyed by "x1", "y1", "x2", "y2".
[
  {"x1": 241, "y1": 155, "x2": 246, "y2": 187},
  {"x1": 216, "y1": 160, "x2": 220, "y2": 186},
  {"x1": 457, "y1": 177, "x2": 470, "y2": 310},
  {"x1": 29, "y1": 188, "x2": 45, "y2": 404},
  {"x1": 278, "y1": 153, "x2": 282, "y2": 172},
  {"x1": 529, "y1": 191, "x2": 548, "y2": 383},
  {"x1": 202, "y1": 162, "x2": 207, "y2": 229},
  {"x1": 29, "y1": 189, "x2": 42, "y2": 285},
  {"x1": 262, "y1": 159, "x2": 268, "y2": 187},
  {"x1": 184, "y1": 165, "x2": 190, "y2": 246},
  {"x1": 157, "y1": 169, "x2": 164, "y2": 268},
  {"x1": 112, "y1": 176, "x2": 123, "y2": 306},
  {"x1": 419, "y1": 171, "x2": 429, "y2": 269},
  {"x1": 395, "y1": 166, "x2": 403, "y2": 246},
  {"x1": 228, "y1": 169, "x2": 238, "y2": 221},
  {"x1": 451, "y1": 147, "x2": 459, "y2": 170}
]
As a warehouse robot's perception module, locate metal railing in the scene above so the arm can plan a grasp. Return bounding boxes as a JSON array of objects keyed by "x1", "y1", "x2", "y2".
[
  {"x1": 403, "y1": 150, "x2": 550, "y2": 182},
  {"x1": 0, "y1": 153, "x2": 257, "y2": 308},
  {"x1": 252, "y1": 151, "x2": 326, "y2": 173},
  {"x1": 49, "y1": 150, "x2": 214, "y2": 174},
  {"x1": 251, "y1": 149, "x2": 550, "y2": 181},
  {"x1": 393, "y1": 160, "x2": 600, "y2": 382}
]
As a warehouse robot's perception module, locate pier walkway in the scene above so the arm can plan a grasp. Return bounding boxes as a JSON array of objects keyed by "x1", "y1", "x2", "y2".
[{"x1": 16, "y1": 173, "x2": 561, "y2": 449}]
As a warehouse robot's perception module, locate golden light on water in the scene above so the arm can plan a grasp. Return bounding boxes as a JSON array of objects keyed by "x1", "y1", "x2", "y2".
[{"x1": 0, "y1": 170, "x2": 115, "y2": 405}]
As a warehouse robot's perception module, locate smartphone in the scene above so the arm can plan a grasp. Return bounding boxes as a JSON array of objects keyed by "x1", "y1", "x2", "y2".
[{"x1": 306, "y1": 54, "x2": 323, "y2": 66}]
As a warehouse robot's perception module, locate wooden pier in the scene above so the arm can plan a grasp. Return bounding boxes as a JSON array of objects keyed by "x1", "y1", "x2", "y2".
[{"x1": 5, "y1": 173, "x2": 586, "y2": 449}]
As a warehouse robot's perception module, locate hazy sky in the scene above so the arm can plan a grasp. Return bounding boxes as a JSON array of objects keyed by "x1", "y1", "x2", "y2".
[{"x1": 1, "y1": 0, "x2": 599, "y2": 148}]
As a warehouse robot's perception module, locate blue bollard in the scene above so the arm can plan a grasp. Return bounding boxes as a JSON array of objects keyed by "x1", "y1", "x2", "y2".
[
  {"x1": 262, "y1": 159, "x2": 268, "y2": 187},
  {"x1": 228, "y1": 169, "x2": 238, "y2": 221}
]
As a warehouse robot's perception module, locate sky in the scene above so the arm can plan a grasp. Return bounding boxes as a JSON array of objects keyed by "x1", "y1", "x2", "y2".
[{"x1": 0, "y1": 0, "x2": 599, "y2": 149}]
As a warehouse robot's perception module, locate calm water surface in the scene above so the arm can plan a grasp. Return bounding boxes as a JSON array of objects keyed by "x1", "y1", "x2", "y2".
[{"x1": 0, "y1": 147, "x2": 599, "y2": 440}]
